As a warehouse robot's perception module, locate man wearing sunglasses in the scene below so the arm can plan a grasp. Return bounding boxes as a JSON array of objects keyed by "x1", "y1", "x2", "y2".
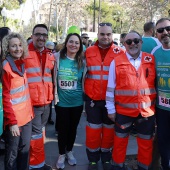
[
  {"x1": 151, "y1": 18, "x2": 170, "y2": 170},
  {"x1": 25, "y1": 24, "x2": 54, "y2": 170},
  {"x1": 81, "y1": 33, "x2": 89, "y2": 51},
  {"x1": 84, "y1": 22, "x2": 124, "y2": 170},
  {"x1": 106, "y1": 31, "x2": 156, "y2": 170}
]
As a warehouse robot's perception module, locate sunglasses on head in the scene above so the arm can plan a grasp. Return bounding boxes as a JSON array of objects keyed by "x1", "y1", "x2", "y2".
[
  {"x1": 156, "y1": 26, "x2": 170, "y2": 33},
  {"x1": 125, "y1": 38, "x2": 141, "y2": 45},
  {"x1": 99, "y1": 23, "x2": 112, "y2": 27}
]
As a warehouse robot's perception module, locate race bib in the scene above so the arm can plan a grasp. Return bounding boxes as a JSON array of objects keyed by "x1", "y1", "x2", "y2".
[
  {"x1": 59, "y1": 80, "x2": 77, "y2": 90},
  {"x1": 159, "y1": 96, "x2": 170, "y2": 108}
]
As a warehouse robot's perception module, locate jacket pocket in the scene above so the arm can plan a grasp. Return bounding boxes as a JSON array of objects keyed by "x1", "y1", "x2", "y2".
[{"x1": 48, "y1": 83, "x2": 53, "y2": 101}]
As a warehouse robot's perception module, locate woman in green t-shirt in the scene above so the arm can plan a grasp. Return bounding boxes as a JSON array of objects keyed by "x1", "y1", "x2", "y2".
[{"x1": 54, "y1": 33, "x2": 84, "y2": 170}]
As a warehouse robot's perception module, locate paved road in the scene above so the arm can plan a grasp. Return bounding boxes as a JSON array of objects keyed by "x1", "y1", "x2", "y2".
[{"x1": 0, "y1": 111, "x2": 137, "y2": 170}]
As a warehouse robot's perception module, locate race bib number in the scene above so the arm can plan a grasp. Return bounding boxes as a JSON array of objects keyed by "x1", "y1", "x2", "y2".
[
  {"x1": 59, "y1": 80, "x2": 77, "y2": 90},
  {"x1": 159, "y1": 96, "x2": 170, "y2": 108}
]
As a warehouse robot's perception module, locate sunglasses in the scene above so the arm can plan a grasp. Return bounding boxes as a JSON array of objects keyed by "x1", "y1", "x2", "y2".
[
  {"x1": 99, "y1": 23, "x2": 112, "y2": 27},
  {"x1": 156, "y1": 26, "x2": 170, "y2": 33},
  {"x1": 33, "y1": 33, "x2": 48, "y2": 38},
  {"x1": 125, "y1": 38, "x2": 141, "y2": 45}
]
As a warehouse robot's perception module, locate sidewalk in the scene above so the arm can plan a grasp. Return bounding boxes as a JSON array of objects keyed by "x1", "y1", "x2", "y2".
[
  {"x1": 0, "y1": 111, "x2": 137, "y2": 170},
  {"x1": 45, "y1": 112, "x2": 137, "y2": 170}
]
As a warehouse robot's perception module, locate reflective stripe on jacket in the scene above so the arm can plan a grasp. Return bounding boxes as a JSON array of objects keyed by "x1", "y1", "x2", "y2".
[
  {"x1": 85, "y1": 45, "x2": 124, "y2": 100},
  {"x1": 25, "y1": 51, "x2": 54, "y2": 106},
  {"x1": 3, "y1": 59, "x2": 34, "y2": 127},
  {"x1": 114, "y1": 52, "x2": 156, "y2": 117}
]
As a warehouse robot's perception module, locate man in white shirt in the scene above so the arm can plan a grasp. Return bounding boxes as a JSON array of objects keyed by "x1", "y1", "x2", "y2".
[{"x1": 106, "y1": 31, "x2": 156, "y2": 170}]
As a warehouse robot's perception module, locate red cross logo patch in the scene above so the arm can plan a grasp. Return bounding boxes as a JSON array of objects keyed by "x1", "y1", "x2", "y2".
[
  {"x1": 113, "y1": 47, "x2": 120, "y2": 54},
  {"x1": 144, "y1": 56, "x2": 152, "y2": 62}
]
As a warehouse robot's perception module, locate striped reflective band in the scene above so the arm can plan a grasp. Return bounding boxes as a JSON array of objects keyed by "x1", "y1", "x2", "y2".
[
  {"x1": 107, "y1": 87, "x2": 115, "y2": 93},
  {"x1": 87, "y1": 74, "x2": 108, "y2": 80},
  {"x1": 103, "y1": 123, "x2": 114, "y2": 128},
  {"x1": 28, "y1": 76, "x2": 52, "y2": 83},
  {"x1": 10, "y1": 84, "x2": 28, "y2": 95},
  {"x1": 87, "y1": 66, "x2": 101, "y2": 71},
  {"x1": 140, "y1": 88, "x2": 156, "y2": 95},
  {"x1": 11, "y1": 94, "x2": 30, "y2": 105},
  {"x1": 115, "y1": 100, "x2": 155, "y2": 109},
  {"x1": 43, "y1": 77, "x2": 52, "y2": 82},
  {"x1": 26, "y1": 67, "x2": 41, "y2": 73},
  {"x1": 138, "y1": 161, "x2": 149, "y2": 169},
  {"x1": 111, "y1": 160, "x2": 124, "y2": 167},
  {"x1": 103, "y1": 66, "x2": 109, "y2": 71},
  {"x1": 86, "y1": 147, "x2": 100, "y2": 152},
  {"x1": 101, "y1": 148, "x2": 112, "y2": 152},
  {"x1": 86, "y1": 121, "x2": 102, "y2": 129},
  {"x1": 115, "y1": 132, "x2": 129, "y2": 138},
  {"x1": 28, "y1": 76, "x2": 42, "y2": 83},
  {"x1": 31, "y1": 133, "x2": 43, "y2": 140},
  {"x1": 45, "y1": 68, "x2": 51, "y2": 73},
  {"x1": 106, "y1": 96, "x2": 114, "y2": 102},
  {"x1": 115, "y1": 88, "x2": 156, "y2": 96},
  {"x1": 138, "y1": 133, "x2": 152, "y2": 140}
]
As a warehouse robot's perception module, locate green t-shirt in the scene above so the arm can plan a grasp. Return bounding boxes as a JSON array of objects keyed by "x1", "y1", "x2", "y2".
[
  {"x1": 57, "y1": 57, "x2": 84, "y2": 107},
  {"x1": 153, "y1": 46, "x2": 170, "y2": 111},
  {"x1": 142, "y1": 37, "x2": 161, "y2": 54},
  {"x1": 0, "y1": 83, "x2": 3, "y2": 135}
]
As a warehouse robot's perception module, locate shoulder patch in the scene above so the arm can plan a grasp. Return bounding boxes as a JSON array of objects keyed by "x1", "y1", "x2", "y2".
[
  {"x1": 144, "y1": 56, "x2": 152, "y2": 62},
  {"x1": 113, "y1": 47, "x2": 120, "y2": 54}
]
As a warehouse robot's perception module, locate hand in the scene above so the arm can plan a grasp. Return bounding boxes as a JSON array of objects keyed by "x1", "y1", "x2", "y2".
[
  {"x1": 10, "y1": 125, "x2": 20, "y2": 136},
  {"x1": 108, "y1": 113, "x2": 116, "y2": 122}
]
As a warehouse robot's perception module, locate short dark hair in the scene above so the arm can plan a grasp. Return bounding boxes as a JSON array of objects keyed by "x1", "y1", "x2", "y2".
[
  {"x1": 0, "y1": 27, "x2": 11, "y2": 41},
  {"x1": 32, "y1": 24, "x2": 48, "y2": 34},
  {"x1": 120, "y1": 33, "x2": 127, "y2": 39},
  {"x1": 143, "y1": 21, "x2": 155, "y2": 32},
  {"x1": 156, "y1": 17, "x2": 170, "y2": 26},
  {"x1": 127, "y1": 30, "x2": 142, "y2": 39}
]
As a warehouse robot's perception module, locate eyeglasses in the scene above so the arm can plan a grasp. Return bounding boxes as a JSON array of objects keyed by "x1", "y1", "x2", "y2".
[
  {"x1": 125, "y1": 38, "x2": 141, "y2": 45},
  {"x1": 33, "y1": 33, "x2": 48, "y2": 38},
  {"x1": 156, "y1": 26, "x2": 170, "y2": 33},
  {"x1": 82, "y1": 37, "x2": 89, "y2": 39},
  {"x1": 99, "y1": 23, "x2": 112, "y2": 27}
]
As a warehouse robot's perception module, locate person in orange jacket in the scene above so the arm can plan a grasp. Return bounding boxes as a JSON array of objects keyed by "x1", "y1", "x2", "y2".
[
  {"x1": 106, "y1": 31, "x2": 156, "y2": 170},
  {"x1": 84, "y1": 23, "x2": 124, "y2": 170},
  {"x1": 2, "y1": 33, "x2": 34, "y2": 170},
  {"x1": 24, "y1": 24, "x2": 54, "y2": 170}
]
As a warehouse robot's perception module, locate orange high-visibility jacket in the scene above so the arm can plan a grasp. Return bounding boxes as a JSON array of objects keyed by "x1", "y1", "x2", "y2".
[
  {"x1": 85, "y1": 45, "x2": 124, "y2": 100},
  {"x1": 114, "y1": 52, "x2": 156, "y2": 117},
  {"x1": 25, "y1": 51, "x2": 54, "y2": 106},
  {"x1": 3, "y1": 59, "x2": 34, "y2": 127}
]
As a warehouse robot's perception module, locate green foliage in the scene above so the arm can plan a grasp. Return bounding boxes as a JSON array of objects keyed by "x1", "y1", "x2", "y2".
[
  {"x1": 0, "y1": 0, "x2": 26, "y2": 10},
  {"x1": 86, "y1": 1, "x2": 125, "y2": 33}
]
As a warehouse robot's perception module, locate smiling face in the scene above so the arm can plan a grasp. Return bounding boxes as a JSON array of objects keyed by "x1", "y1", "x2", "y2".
[
  {"x1": 31, "y1": 27, "x2": 48, "y2": 51},
  {"x1": 66, "y1": 35, "x2": 80, "y2": 57},
  {"x1": 124, "y1": 32, "x2": 142, "y2": 59},
  {"x1": 8, "y1": 38, "x2": 23, "y2": 60},
  {"x1": 156, "y1": 19, "x2": 170, "y2": 49}
]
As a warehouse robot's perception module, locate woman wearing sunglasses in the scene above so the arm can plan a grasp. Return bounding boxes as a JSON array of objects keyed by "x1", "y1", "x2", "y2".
[{"x1": 106, "y1": 30, "x2": 156, "y2": 170}]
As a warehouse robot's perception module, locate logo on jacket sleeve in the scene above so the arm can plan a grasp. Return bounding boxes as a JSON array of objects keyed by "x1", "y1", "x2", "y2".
[
  {"x1": 144, "y1": 56, "x2": 152, "y2": 62},
  {"x1": 113, "y1": 47, "x2": 120, "y2": 54}
]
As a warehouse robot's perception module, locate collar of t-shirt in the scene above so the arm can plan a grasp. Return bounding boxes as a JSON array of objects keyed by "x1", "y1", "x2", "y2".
[{"x1": 126, "y1": 51, "x2": 142, "y2": 70}]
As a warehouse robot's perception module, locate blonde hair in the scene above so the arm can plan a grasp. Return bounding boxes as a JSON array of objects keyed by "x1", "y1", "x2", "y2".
[{"x1": 2, "y1": 32, "x2": 28, "y2": 59}]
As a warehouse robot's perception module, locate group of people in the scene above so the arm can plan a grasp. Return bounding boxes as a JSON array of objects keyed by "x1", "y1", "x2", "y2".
[{"x1": 0, "y1": 17, "x2": 170, "y2": 170}]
